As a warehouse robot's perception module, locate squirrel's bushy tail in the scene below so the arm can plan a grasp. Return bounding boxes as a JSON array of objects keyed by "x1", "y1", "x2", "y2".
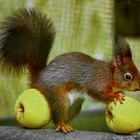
[{"x1": 0, "y1": 9, "x2": 55, "y2": 84}]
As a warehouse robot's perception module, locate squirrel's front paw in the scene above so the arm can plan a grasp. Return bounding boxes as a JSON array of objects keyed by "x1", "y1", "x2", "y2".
[
  {"x1": 55, "y1": 122, "x2": 74, "y2": 133},
  {"x1": 113, "y1": 93, "x2": 125, "y2": 105}
]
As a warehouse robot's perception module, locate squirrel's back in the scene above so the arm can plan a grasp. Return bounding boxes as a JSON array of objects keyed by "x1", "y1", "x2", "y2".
[
  {"x1": 0, "y1": 9, "x2": 55, "y2": 85},
  {"x1": 37, "y1": 52, "x2": 113, "y2": 90}
]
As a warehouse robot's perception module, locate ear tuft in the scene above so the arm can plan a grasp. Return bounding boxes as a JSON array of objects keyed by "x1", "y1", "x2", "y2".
[{"x1": 114, "y1": 35, "x2": 132, "y2": 58}]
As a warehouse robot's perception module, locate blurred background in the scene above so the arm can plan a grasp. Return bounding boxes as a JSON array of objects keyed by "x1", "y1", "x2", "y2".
[{"x1": 0, "y1": 0, "x2": 140, "y2": 119}]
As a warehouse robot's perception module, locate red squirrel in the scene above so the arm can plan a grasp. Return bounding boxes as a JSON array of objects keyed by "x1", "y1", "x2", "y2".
[{"x1": 0, "y1": 9, "x2": 140, "y2": 133}]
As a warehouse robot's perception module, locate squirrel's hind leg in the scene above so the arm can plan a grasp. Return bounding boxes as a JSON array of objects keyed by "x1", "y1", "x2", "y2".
[
  {"x1": 47, "y1": 85, "x2": 74, "y2": 133},
  {"x1": 54, "y1": 98, "x2": 83, "y2": 133},
  {"x1": 49, "y1": 85, "x2": 84, "y2": 133}
]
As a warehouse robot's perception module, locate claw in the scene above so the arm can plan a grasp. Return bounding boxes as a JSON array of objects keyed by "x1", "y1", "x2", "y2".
[
  {"x1": 55, "y1": 125, "x2": 61, "y2": 132},
  {"x1": 55, "y1": 122, "x2": 74, "y2": 133},
  {"x1": 113, "y1": 93, "x2": 125, "y2": 105}
]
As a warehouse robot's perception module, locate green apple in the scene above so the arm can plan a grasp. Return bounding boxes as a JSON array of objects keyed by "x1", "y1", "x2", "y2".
[
  {"x1": 105, "y1": 96, "x2": 140, "y2": 134},
  {"x1": 15, "y1": 88, "x2": 51, "y2": 128}
]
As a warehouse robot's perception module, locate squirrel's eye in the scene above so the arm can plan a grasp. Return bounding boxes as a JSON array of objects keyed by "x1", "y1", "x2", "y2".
[{"x1": 124, "y1": 72, "x2": 133, "y2": 80}]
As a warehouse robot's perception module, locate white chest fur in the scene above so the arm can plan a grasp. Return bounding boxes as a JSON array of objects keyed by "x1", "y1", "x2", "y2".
[{"x1": 68, "y1": 90, "x2": 91, "y2": 106}]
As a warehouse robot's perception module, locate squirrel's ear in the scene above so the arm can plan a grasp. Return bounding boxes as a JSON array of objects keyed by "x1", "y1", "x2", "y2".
[{"x1": 114, "y1": 35, "x2": 132, "y2": 58}]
